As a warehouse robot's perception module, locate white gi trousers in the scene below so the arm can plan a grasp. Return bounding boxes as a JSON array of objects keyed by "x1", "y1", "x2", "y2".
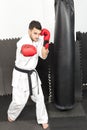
[{"x1": 7, "y1": 68, "x2": 48, "y2": 124}]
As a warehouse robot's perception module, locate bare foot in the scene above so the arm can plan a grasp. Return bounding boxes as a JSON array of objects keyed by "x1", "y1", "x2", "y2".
[
  {"x1": 42, "y1": 123, "x2": 49, "y2": 129},
  {"x1": 8, "y1": 117, "x2": 14, "y2": 122}
]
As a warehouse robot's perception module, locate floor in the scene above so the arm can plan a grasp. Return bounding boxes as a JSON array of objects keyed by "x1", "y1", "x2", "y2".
[{"x1": 0, "y1": 90, "x2": 87, "y2": 130}]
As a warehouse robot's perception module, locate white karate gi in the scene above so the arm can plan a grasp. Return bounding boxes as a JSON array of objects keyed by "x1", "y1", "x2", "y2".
[{"x1": 7, "y1": 34, "x2": 48, "y2": 124}]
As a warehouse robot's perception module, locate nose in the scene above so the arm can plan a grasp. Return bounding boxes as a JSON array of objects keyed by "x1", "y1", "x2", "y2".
[{"x1": 36, "y1": 34, "x2": 40, "y2": 39}]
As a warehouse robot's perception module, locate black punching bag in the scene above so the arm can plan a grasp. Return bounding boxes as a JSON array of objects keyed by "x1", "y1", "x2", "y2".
[{"x1": 54, "y1": 0, "x2": 75, "y2": 110}]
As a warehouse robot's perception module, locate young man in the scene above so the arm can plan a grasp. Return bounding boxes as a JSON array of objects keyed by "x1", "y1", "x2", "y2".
[{"x1": 7, "y1": 20, "x2": 50, "y2": 129}]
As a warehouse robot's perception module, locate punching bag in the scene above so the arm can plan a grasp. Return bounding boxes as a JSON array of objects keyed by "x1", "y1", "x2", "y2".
[{"x1": 54, "y1": 0, "x2": 75, "y2": 110}]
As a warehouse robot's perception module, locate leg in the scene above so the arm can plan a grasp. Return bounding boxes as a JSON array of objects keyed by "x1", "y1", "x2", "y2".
[
  {"x1": 7, "y1": 72, "x2": 29, "y2": 122},
  {"x1": 31, "y1": 84, "x2": 48, "y2": 129},
  {"x1": 7, "y1": 89, "x2": 29, "y2": 122}
]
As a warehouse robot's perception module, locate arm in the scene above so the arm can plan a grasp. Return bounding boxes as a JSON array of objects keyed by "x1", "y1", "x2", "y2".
[{"x1": 41, "y1": 46, "x2": 49, "y2": 59}]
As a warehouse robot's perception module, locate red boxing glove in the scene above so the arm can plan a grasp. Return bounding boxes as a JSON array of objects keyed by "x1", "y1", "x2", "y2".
[
  {"x1": 21, "y1": 44, "x2": 37, "y2": 57},
  {"x1": 40, "y1": 28, "x2": 50, "y2": 49}
]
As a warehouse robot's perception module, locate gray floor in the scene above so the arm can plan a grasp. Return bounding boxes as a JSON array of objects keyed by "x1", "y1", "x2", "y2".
[{"x1": 0, "y1": 95, "x2": 87, "y2": 130}]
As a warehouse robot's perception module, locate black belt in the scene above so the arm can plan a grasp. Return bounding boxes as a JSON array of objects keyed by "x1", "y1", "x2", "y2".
[{"x1": 15, "y1": 66, "x2": 36, "y2": 95}]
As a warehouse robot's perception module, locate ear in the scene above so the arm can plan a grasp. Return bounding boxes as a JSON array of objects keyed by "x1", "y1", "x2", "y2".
[{"x1": 28, "y1": 29, "x2": 30, "y2": 35}]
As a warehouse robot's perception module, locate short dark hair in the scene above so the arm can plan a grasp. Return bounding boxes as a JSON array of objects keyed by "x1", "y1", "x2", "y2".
[{"x1": 29, "y1": 20, "x2": 42, "y2": 30}]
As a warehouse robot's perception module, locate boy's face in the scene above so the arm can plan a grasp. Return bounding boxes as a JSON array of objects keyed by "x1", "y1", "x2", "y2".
[{"x1": 29, "y1": 27, "x2": 41, "y2": 42}]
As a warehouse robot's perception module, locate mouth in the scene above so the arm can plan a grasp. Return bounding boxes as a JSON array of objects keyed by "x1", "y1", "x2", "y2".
[{"x1": 35, "y1": 38, "x2": 38, "y2": 41}]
